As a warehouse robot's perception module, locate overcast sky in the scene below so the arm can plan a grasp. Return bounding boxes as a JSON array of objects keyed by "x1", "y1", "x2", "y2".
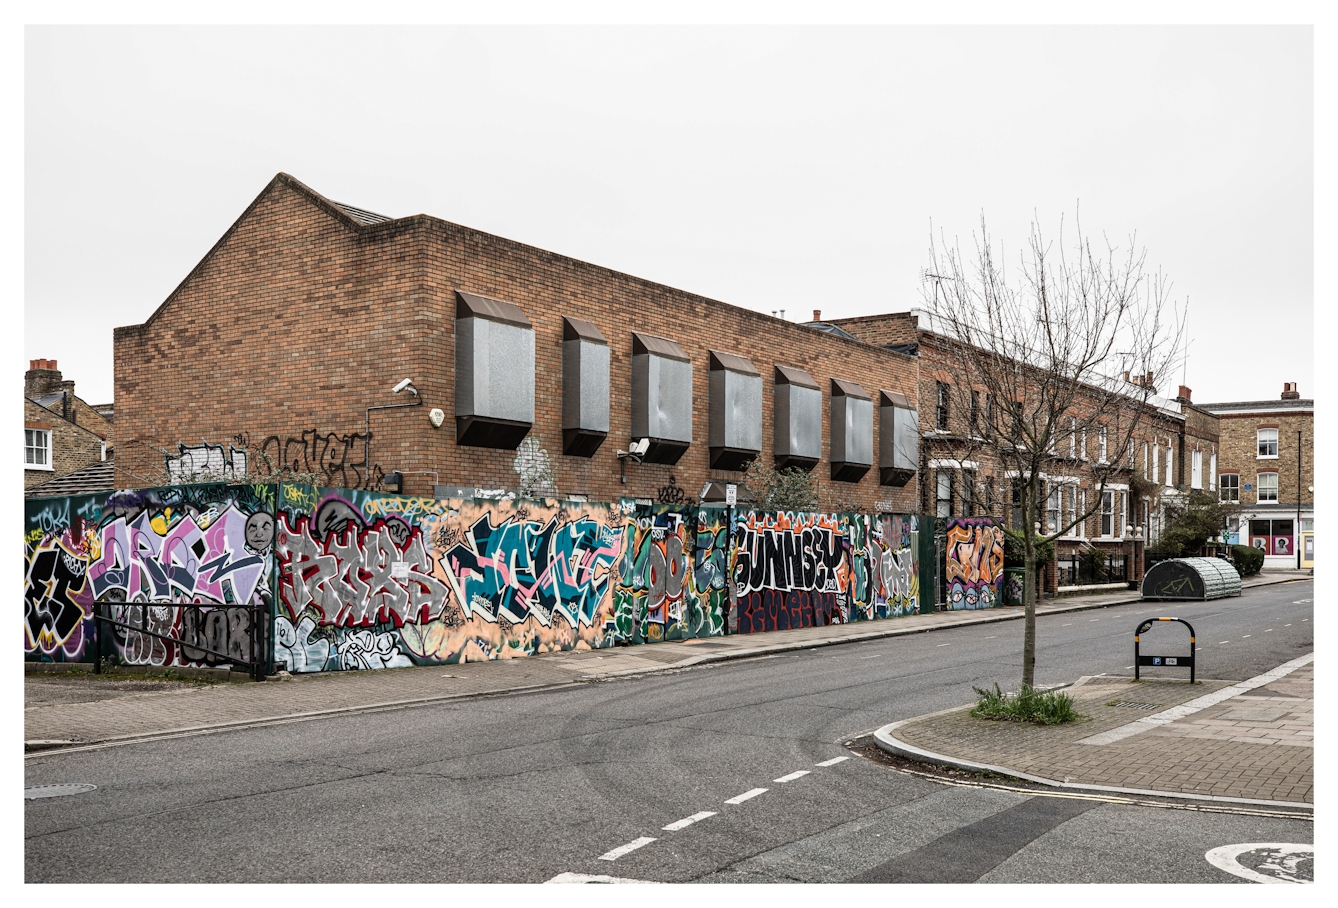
[{"x1": 24, "y1": 24, "x2": 1313, "y2": 406}]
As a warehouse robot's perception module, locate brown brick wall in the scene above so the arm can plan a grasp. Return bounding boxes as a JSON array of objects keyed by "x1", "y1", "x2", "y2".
[
  {"x1": 113, "y1": 175, "x2": 921, "y2": 513},
  {"x1": 1215, "y1": 410, "x2": 1313, "y2": 507},
  {"x1": 25, "y1": 399, "x2": 106, "y2": 489},
  {"x1": 827, "y1": 312, "x2": 920, "y2": 348}
]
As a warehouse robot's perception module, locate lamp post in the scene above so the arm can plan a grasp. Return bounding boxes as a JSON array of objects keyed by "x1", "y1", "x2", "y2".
[{"x1": 1297, "y1": 428, "x2": 1303, "y2": 569}]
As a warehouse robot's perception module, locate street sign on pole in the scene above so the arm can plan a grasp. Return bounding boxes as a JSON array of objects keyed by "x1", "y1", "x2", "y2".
[{"x1": 725, "y1": 484, "x2": 737, "y2": 506}]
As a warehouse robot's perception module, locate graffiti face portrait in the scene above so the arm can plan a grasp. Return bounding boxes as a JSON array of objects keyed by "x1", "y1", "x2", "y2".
[{"x1": 245, "y1": 511, "x2": 275, "y2": 551}]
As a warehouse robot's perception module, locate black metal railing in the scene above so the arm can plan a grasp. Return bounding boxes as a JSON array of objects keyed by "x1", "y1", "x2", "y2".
[{"x1": 89, "y1": 600, "x2": 267, "y2": 680}]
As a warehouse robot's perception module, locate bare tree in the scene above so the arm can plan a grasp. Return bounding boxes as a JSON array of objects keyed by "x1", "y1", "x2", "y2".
[{"x1": 921, "y1": 212, "x2": 1185, "y2": 688}]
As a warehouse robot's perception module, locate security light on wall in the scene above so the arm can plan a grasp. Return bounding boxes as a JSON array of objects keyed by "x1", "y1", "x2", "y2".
[{"x1": 392, "y1": 378, "x2": 418, "y2": 395}]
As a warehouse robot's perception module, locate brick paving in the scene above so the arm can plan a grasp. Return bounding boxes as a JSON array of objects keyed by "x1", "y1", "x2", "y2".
[
  {"x1": 24, "y1": 571, "x2": 1308, "y2": 751},
  {"x1": 887, "y1": 660, "x2": 1314, "y2": 806}
]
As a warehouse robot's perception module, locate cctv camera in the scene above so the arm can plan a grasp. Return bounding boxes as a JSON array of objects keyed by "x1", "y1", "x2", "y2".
[
  {"x1": 631, "y1": 438, "x2": 650, "y2": 457},
  {"x1": 392, "y1": 378, "x2": 417, "y2": 395}
]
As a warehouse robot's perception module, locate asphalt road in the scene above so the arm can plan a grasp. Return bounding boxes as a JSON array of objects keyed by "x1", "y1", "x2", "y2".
[{"x1": 25, "y1": 579, "x2": 1314, "y2": 883}]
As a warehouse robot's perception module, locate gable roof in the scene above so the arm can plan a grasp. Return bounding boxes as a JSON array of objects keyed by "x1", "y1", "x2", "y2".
[{"x1": 119, "y1": 173, "x2": 405, "y2": 332}]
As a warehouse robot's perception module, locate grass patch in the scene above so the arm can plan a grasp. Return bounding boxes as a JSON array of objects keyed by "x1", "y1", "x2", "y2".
[{"x1": 971, "y1": 683, "x2": 1083, "y2": 725}]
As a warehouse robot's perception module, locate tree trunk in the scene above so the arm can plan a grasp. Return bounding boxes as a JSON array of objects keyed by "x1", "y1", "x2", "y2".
[{"x1": 1022, "y1": 474, "x2": 1037, "y2": 688}]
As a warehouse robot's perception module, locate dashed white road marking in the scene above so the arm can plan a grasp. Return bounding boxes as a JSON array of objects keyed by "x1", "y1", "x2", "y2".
[
  {"x1": 599, "y1": 837, "x2": 657, "y2": 861},
  {"x1": 1126, "y1": 665, "x2": 1134, "y2": 669},
  {"x1": 1090, "y1": 618, "x2": 1099, "y2": 622},
  {"x1": 1062, "y1": 623, "x2": 1072, "y2": 627},
  {"x1": 1285, "y1": 624, "x2": 1292, "y2": 627},
  {"x1": 1219, "y1": 641, "x2": 1230, "y2": 645},
  {"x1": 936, "y1": 643, "x2": 951, "y2": 647},
  {"x1": 985, "y1": 635, "x2": 998, "y2": 639},
  {"x1": 860, "y1": 654, "x2": 884, "y2": 659},
  {"x1": 725, "y1": 788, "x2": 768, "y2": 805},
  {"x1": 816, "y1": 756, "x2": 849, "y2": 767},
  {"x1": 774, "y1": 770, "x2": 811, "y2": 783},
  {"x1": 1243, "y1": 634, "x2": 1251, "y2": 638},
  {"x1": 547, "y1": 872, "x2": 659, "y2": 884},
  {"x1": 662, "y1": 811, "x2": 716, "y2": 831},
  {"x1": 1266, "y1": 629, "x2": 1273, "y2": 632}
]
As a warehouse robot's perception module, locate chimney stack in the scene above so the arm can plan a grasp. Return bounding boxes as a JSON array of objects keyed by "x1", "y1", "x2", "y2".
[
  {"x1": 1177, "y1": 385, "x2": 1192, "y2": 403},
  {"x1": 813, "y1": 309, "x2": 822, "y2": 322},
  {"x1": 1282, "y1": 382, "x2": 1300, "y2": 400},
  {"x1": 25, "y1": 358, "x2": 62, "y2": 399}
]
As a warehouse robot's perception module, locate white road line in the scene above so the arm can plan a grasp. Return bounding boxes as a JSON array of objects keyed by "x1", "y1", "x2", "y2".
[
  {"x1": 936, "y1": 643, "x2": 951, "y2": 647},
  {"x1": 1266, "y1": 629, "x2": 1273, "y2": 632},
  {"x1": 599, "y1": 837, "x2": 657, "y2": 861},
  {"x1": 774, "y1": 770, "x2": 811, "y2": 783},
  {"x1": 1126, "y1": 665, "x2": 1134, "y2": 669},
  {"x1": 816, "y1": 756, "x2": 849, "y2": 767},
  {"x1": 1197, "y1": 647, "x2": 1203, "y2": 651},
  {"x1": 662, "y1": 811, "x2": 716, "y2": 831},
  {"x1": 724, "y1": 788, "x2": 768, "y2": 805},
  {"x1": 1219, "y1": 641, "x2": 1229, "y2": 645},
  {"x1": 547, "y1": 872, "x2": 659, "y2": 884},
  {"x1": 1090, "y1": 618, "x2": 1099, "y2": 622},
  {"x1": 1243, "y1": 634, "x2": 1251, "y2": 638},
  {"x1": 985, "y1": 635, "x2": 998, "y2": 639},
  {"x1": 1062, "y1": 623, "x2": 1072, "y2": 626},
  {"x1": 1285, "y1": 624, "x2": 1292, "y2": 627},
  {"x1": 860, "y1": 654, "x2": 884, "y2": 659}
]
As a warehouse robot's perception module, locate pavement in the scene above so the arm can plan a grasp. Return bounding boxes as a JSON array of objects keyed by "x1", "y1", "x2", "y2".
[
  {"x1": 875, "y1": 653, "x2": 1313, "y2": 810},
  {"x1": 24, "y1": 570, "x2": 1310, "y2": 754}
]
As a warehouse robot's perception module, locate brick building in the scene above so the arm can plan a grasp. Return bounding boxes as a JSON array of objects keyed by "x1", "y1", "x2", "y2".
[
  {"x1": 1201, "y1": 383, "x2": 1314, "y2": 569},
  {"x1": 112, "y1": 173, "x2": 921, "y2": 513},
  {"x1": 24, "y1": 359, "x2": 114, "y2": 493},
  {"x1": 827, "y1": 309, "x2": 1216, "y2": 593}
]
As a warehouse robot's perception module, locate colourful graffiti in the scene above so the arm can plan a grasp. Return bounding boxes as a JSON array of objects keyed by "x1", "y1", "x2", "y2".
[
  {"x1": 24, "y1": 485, "x2": 275, "y2": 668},
  {"x1": 26, "y1": 481, "x2": 931, "y2": 673},
  {"x1": 943, "y1": 517, "x2": 1006, "y2": 610},
  {"x1": 731, "y1": 511, "x2": 920, "y2": 634},
  {"x1": 611, "y1": 506, "x2": 728, "y2": 644}
]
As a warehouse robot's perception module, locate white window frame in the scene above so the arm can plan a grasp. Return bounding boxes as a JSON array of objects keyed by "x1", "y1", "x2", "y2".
[
  {"x1": 1152, "y1": 443, "x2": 1159, "y2": 483},
  {"x1": 936, "y1": 470, "x2": 953, "y2": 518},
  {"x1": 1069, "y1": 417, "x2": 1077, "y2": 458},
  {"x1": 1257, "y1": 428, "x2": 1279, "y2": 459},
  {"x1": 1046, "y1": 485, "x2": 1061, "y2": 534},
  {"x1": 1101, "y1": 490, "x2": 1115, "y2": 537},
  {"x1": 25, "y1": 428, "x2": 53, "y2": 470},
  {"x1": 1257, "y1": 472, "x2": 1279, "y2": 504},
  {"x1": 1209, "y1": 452, "x2": 1216, "y2": 491},
  {"x1": 1077, "y1": 489, "x2": 1087, "y2": 538},
  {"x1": 1220, "y1": 473, "x2": 1240, "y2": 503},
  {"x1": 1165, "y1": 445, "x2": 1174, "y2": 487},
  {"x1": 1098, "y1": 427, "x2": 1108, "y2": 463},
  {"x1": 1080, "y1": 427, "x2": 1088, "y2": 461},
  {"x1": 1191, "y1": 449, "x2": 1203, "y2": 490},
  {"x1": 1143, "y1": 441, "x2": 1149, "y2": 479}
]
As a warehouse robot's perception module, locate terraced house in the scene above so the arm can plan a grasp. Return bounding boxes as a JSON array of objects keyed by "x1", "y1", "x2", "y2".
[
  {"x1": 823, "y1": 309, "x2": 1219, "y2": 595},
  {"x1": 1201, "y1": 384, "x2": 1314, "y2": 569}
]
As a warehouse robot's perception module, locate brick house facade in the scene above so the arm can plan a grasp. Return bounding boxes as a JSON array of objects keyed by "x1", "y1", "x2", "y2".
[
  {"x1": 24, "y1": 359, "x2": 113, "y2": 491},
  {"x1": 1201, "y1": 384, "x2": 1313, "y2": 568},
  {"x1": 828, "y1": 309, "x2": 1215, "y2": 594},
  {"x1": 112, "y1": 173, "x2": 921, "y2": 513}
]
